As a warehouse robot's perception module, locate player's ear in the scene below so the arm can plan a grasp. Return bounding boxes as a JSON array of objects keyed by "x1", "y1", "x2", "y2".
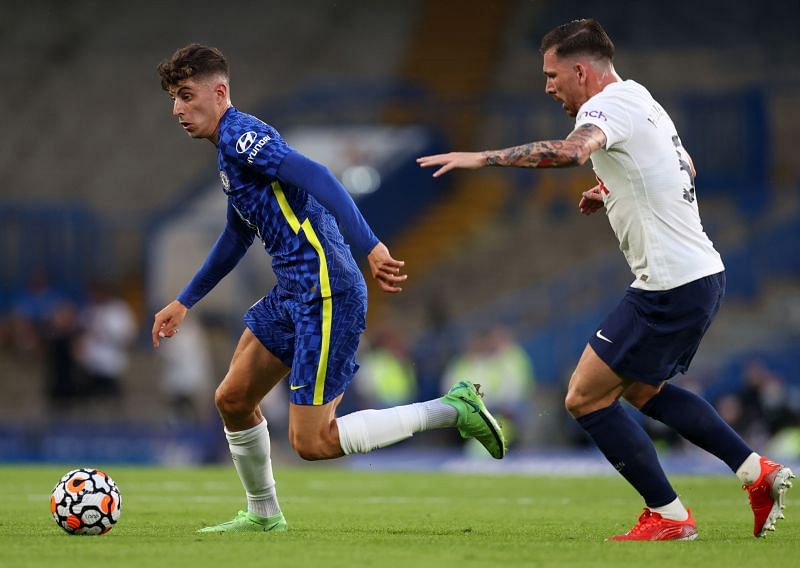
[
  {"x1": 214, "y1": 80, "x2": 229, "y2": 101},
  {"x1": 574, "y1": 62, "x2": 586, "y2": 84}
]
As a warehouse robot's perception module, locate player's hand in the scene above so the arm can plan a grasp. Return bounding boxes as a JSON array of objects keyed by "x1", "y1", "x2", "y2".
[
  {"x1": 578, "y1": 185, "x2": 604, "y2": 216},
  {"x1": 368, "y1": 242, "x2": 406, "y2": 293},
  {"x1": 417, "y1": 152, "x2": 485, "y2": 178},
  {"x1": 151, "y1": 300, "x2": 188, "y2": 348}
]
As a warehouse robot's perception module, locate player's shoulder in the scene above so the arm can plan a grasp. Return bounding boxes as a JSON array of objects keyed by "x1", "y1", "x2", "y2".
[
  {"x1": 578, "y1": 80, "x2": 653, "y2": 124},
  {"x1": 588, "y1": 80, "x2": 647, "y2": 105},
  {"x1": 218, "y1": 107, "x2": 283, "y2": 156}
]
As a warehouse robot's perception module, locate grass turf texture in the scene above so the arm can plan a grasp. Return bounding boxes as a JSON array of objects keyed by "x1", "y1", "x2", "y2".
[{"x1": 1, "y1": 465, "x2": 797, "y2": 567}]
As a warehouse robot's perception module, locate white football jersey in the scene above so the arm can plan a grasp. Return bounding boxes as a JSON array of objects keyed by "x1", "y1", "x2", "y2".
[{"x1": 575, "y1": 80, "x2": 724, "y2": 290}]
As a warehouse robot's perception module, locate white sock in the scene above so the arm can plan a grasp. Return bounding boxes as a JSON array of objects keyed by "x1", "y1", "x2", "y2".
[
  {"x1": 225, "y1": 419, "x2": 281, "y2": 518},
  {"x1": 736, "y1": 452, "x2": 762, "y2": 485},
  {"x1": 419, "y1": 399, "x2": 458, "y2": 429},
  {"x1": 336, "y1": 400, "x2": 457, "y2": 455},
  {"x1": 651, "y1": 497, "x2": 689, "y2": 522}
]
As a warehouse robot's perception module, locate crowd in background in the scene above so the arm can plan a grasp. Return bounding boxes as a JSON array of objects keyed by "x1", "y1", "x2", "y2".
[
  {"x1": 0, "y1": 271, "x2": 137, "y2": 413},
  {"x1": 1, "y1": 272, "x2": 799, "y2": 462}
]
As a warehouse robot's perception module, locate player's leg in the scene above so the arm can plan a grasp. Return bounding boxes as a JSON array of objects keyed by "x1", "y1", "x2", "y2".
[
  {"x1": 289, "y1": 382, "x2": 505, "y2": 460},
  {"x1": 288, "y1": 392, "x2": 345, "y2": 459},
  {"x1": 215, "y1": 328, "x2": 289, "y2": 431},
  {"x1": 286, "y1": 286, "x2": 505, "y2": 460},
  {"x1": 622, "y1": 272, "x2": 753, "y2": 477},
  {"x1": 199, "y1": 328, "x2": 289, "y2": 533},
  {"x1": 627, "y1": 380, "x2": 754, "y2": 479},
  {"x1": 629, "y1": 381, "x2": 795, "y2": 536},
  {"x1": 623, "y1": 272, "x2": 794, "y2": 537},
  {"x1": 566, "y1": 343, "x2": 694, "y2": 539},
  {"x1": 199, "y1": 293, "x2": 296, "y2": 534}
]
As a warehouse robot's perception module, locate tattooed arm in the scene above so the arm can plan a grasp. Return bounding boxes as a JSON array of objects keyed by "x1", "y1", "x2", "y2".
[
  {"x1": 484, "y1": 124, "x2": 606, "y2": 168},
  {"x1": 417, "y1": 124, "x2": 607, "y2": 177}
]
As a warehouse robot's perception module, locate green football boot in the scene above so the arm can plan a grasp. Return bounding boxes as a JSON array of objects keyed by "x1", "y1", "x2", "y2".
[
  {"x1": 441, "y1": 380, "x2": 507, "y2": 459},
  {"x1": 197, "y1": 510, "x2": 288, "y2": 533}
]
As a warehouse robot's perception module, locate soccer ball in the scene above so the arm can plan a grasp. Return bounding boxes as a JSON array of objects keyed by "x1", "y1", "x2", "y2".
[{"x1": 50, "y1": 468, "x2": 122, "y2": 535}]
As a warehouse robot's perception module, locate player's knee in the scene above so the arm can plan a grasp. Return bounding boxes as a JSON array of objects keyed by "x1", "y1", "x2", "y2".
[
  {"x1": 292, "y1": 442, "x2": 325, "y2": 461},
  {"x1": 289, "y1": 429, "x2": 340, "y2": 461},
  {"x1": 564, "y1": 388, "x2": 585, "y2": 417},
  {"x1": 214, "y1": 383, "x2": 253, "y2": 421},
  {"x1": 290, "y1": 437, "x2": 328, "y2": 461},
  {"x1": 564, "y1": 376, "x2": 598, "y2": 418}
]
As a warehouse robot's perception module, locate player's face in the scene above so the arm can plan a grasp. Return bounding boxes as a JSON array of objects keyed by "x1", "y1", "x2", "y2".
[
  {"x1": 169, "y1": 77, "x2": 224, "y2": 140},
  {"x1": 542, "y1": 49, "x2": 585, "y2": 117}
]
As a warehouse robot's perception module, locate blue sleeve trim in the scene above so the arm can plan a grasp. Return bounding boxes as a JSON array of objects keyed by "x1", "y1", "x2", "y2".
[{"x1": 276, "y1": 150, "x2": 379, "y2": 255}]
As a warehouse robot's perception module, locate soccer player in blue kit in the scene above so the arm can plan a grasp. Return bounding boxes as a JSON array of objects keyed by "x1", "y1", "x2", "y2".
[
  {"x1": 153, "y1": 44, "x2": 506, "y2": 533},
  {"x1": 419, "y1": 19, "x2": 794, "y2": 541}
]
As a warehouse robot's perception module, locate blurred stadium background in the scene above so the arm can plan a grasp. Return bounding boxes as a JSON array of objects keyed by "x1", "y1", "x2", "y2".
[{"x1": 1, "y1": 0, "x2": 799, "y2": 470}]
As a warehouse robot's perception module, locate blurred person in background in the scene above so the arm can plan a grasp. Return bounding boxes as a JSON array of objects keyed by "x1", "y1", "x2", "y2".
[
  {"x1": 158, "y1": 315, "x2": 214, "y2": 423},
  {"x1": 76, "y1": 281, "x2": 137, "y2": 400},
  {"x1": 738, "y1": 359, "x2": 796, "y2": 441},
  {"x1": 42, "y1": 301, "x2": 82, "y2": 413},
  {"x1": 152, "y1": 44, "x2": 506, "y2": 534},
  {"x1": 7, "y1": 269, "x2": 66, "y2": 354},
  {"x1": 4, "y1": 271, "x2": 84, "y2": 415},
  {"x1": 352, "y1": 326, "x2": 417, "y2": 409},
  {"x1": 715, "y1": 359, "x2": 798, "y2": 451},
  {"x1": 418, "y1": 18, "x2": 793, "y2": 541},
  {"x1": 442, "y1": 326, "x2": 535, "y2": 450}
]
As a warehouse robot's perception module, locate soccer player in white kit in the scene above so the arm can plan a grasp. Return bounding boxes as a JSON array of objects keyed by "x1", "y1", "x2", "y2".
[{"x1": 418, "y1": 19, "x2": 794, "y2": 541}]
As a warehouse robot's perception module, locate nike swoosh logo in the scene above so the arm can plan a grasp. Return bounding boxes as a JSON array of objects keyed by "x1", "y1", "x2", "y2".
[
  {"x1": 596, "y1": 329, "x2": 613, "y2": 343},
  {"x1": 289, "y1": 384, "x2": 308, "y2": 391}
]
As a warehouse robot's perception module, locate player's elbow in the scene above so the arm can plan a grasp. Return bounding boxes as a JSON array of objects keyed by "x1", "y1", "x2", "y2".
[
  {"x1": 575, "y1": 151, "x2": 591, "y2": 166},
  {"x1": 570, "y1": 147, "x2": 594, "y2": 167},
  {"x1": 555, "y1": 146, "x2": 587, "y2": 168},
  {"x1": 558, "y1": 154, "x2": 582, "y2": 168}
]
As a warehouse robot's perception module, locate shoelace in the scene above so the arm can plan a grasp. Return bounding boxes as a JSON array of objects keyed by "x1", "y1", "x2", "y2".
[{"x1": 627, "y1": 510, "x2": 659, "y2": 536}]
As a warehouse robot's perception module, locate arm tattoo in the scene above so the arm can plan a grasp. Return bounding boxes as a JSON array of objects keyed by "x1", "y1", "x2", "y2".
[{"x1": 482, "y1": 124, "x2": 607, "y2": 169}]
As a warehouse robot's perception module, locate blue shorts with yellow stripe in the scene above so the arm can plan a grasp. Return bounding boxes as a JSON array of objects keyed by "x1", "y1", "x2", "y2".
[{"x1": 244, "y1": 280, "x2": 367, "y2": 406}]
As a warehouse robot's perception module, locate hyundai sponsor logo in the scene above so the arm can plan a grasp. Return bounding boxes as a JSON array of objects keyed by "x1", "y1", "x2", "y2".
[
  {"x1": 236, "y1": 131, "x2": 258, "y2": 153},
  {"x1": 246, "y1": 136, "x2": 271, "y2": 165}
]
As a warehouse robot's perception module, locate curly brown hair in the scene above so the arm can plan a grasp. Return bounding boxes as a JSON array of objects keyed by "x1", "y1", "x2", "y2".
[{"x1": 156, "y1": 43, "x2": 229, "y2": 91}]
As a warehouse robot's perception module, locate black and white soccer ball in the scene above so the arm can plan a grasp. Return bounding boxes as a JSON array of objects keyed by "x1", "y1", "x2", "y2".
[{"x1": 50, "y1": 468, "x2": 122, "y2": 535}]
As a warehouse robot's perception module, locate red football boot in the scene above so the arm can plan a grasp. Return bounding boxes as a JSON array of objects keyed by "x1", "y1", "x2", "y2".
[
  {"x1": 745, "y1": 456, "x2": 795, "y2": 537},
  {"x1": 609, "y1": 508, "x2": 698, "y2": 541}
]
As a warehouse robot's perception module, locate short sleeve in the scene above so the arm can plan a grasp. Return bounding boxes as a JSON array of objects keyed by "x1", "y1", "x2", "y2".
[
  {"x1": 220, "y1": 122, "x2": 291, "y2": 179},
  {"x1": 574, "y1": 93, "x2": 632, "y2": 149}
]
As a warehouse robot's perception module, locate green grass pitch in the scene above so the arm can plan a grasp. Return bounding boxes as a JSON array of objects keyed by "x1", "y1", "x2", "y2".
[{"x1": 1, "y1": 465, "x2": 797, "y2": 567}]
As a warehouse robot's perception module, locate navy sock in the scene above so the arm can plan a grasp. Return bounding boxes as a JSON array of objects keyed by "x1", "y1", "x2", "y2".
[
  {"x1": 577, "y1": 401, "x2": 676, "y2": 508},
  {"x1": 639, "y1": 383, "x2": 753, "y2": 472}
]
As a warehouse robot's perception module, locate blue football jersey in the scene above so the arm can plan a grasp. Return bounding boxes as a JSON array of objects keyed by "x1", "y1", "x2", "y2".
[{"x1": 216, "y1": 107, "x2": 364, "y2": 301}]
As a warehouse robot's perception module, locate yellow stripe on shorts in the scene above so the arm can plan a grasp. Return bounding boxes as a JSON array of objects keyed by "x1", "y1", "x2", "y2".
[{"x1": 272, "y1": 182, "x2": 332, "y2": 405}]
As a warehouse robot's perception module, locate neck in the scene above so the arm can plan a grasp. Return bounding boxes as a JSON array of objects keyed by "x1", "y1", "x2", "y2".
[
  {"x1": 594, "y1": 63, "x2": 622, "y2": 92},
  {"x1": 209, "y1": 103, "x2": 233, "y2": 146}
]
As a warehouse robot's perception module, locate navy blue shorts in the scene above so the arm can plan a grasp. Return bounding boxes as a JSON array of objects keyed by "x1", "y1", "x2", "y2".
[
  {"x1": 244, "y1": 282, "x2": 367, "y2": 406},
  {"x1": 588, "y1": 272, "x2": 725, "y2": 385}
]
